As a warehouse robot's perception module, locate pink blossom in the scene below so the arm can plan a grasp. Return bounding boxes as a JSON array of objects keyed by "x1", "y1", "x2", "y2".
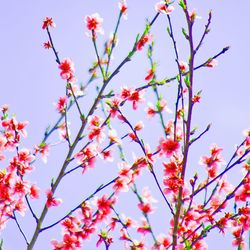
[
  {"x1": 106, "y1": 97, "x2": 121, "y2": 118},
  {"x1": 43, "y1": 41, "x2": 52, "y2": 49},
  {"x1": 113, "y1": 176, "x2": 130, "y2": 193},
  {"x1": 55, "y1": 96, "x2": 67, "y2": 113},
  {"x1": 128, "y1": 90, "x2": 145, "y2": 110},
  {"x1": 179, "y1": 61, "x2": 188, "y2": 72},
  {"x1": 88, "y1": 115, "x2": 102, "y2": 127},
  {"x1": 46, "y1": 190, "x2": 62, "y2": 208},
  {"x1": 85, "y1": 13, "x2": 104, "y2": 35},
  {"x1": 14, "y1": 198, "x2": 27, "y2": 216},
  {"x1": 145, "y1": 103, "x2": 156, "y2": 118},
  {"x1": 74, "y1": 144, "x2": 97, "y2": 171},
  {"x1": 34, "y1": 143, "x2": 49, "y2": 163},
  {"x1": 58, "y1": 122, "x2": 70, "y2": 141},
  {"x1": 29, "y1": 184, "x2": 40, "y2": 199},
  {"x1": 145, "y1": 68, "x2": 154, "y2": 81},
  {"x1": 58, "y1": 58, "x2": 76, "y2": 82},
  {"x1": 100, "y1": 149, "x2": 113, "y2": 162},
  {"x1": 134, "y1": 121, "x2": 144, "y2": 131},
  {"x1": 108, "y1": 129, "x2": 121, "y2": 144},
  {"x1": 118, "y1": 0, "x2": 128, "y2": 19},
  {"x1": 88, "y1": 126, "x2": 106, "y2": 143},
  {"x1": 42, "y1": 17, "x2": 56, "y2": 30},
  {"x1": 158, "y1": 138, "x2": 180, "y2": 157},
  {"x1": 155, "y1": 1, "x2": 174, "y2": 15},
  {"x1": 206, "y1": 59, "x2": 218, "y2": 68},
  {"x1": 136, "y1": 34, "x2": 153, "y2": 50}
]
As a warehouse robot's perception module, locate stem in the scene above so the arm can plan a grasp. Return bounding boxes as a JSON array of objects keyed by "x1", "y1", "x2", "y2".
[
  {"x1": 68, "y1": 83, "x2": 84, "y2": 119},
  {"x1": 172, "y1": 2, "x2": 195, "y2": 248},
  {"x1": 13, "y1": 212, "x2": 29, "y2": 246},
  {"x1": 105, "y1": 12, "x2": 122, "y2": 76},
  {"x1": 25, "y1": 196, "x2": 38, "y2": 223}
]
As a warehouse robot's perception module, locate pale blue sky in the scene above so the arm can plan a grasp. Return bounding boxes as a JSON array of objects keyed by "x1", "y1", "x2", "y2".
[{"x1": 0, "y1": 1, "x2": 249, "y2": 249}]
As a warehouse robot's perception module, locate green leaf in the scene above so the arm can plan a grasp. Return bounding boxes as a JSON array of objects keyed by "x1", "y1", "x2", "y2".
[
  {"x1": 100, "y1": 230, "x2": 108, "y2": 238},
  {"x1": 39, "y1": 141, "x2": 47, "y2": 147},
  {"x1": 184, "y1": 75, "x2": 190, "y2": 87},
  {"x1": 3, "y1": 113, "x2": 8, "y2": 120},
  {"x1": 203, "y1": 224, "x2": 212, "y2": 232},
  {"x1": 176, "y1": 74, "x2": 180, "y2": 82},
  {"x1": 197, "y1": 90, "x2": 202, "y2": 96},
  {"x1": 128, "y1": 50, "x2": 135, "y2": 59},
  {"x1": 156, "y1": 100, "x2": 161, "y2": 111},
  {"x1": 147, "y1": 45, "x2": 152, "y2": 58},
  {"x1": 190, "y1": 127, "x2": 198, "y2": 135},
  {"x1": 184, "y1": 239, "x2": 191, "y2": 250},
  {"x1": 106, "y1": 116, "x2": 111, "y2": 126},
  {"x1": 182, "y1": 27, "x2": 189, "y2": 39},
  {"x1": 145, "y1": 20, "x2": 151, "y2": 34},
  {"x1": 0, "y1": 239, "x2": 3, "y2": 250},
  {"x1": 179, "y1": 0, "x2": 186, "y2": 9},
  {"x1": 166, "y1": 27, "x2": 171, "y2": 36},
  {"x1": 246, "y1": 158, "x2": 250, "y2": 165}
]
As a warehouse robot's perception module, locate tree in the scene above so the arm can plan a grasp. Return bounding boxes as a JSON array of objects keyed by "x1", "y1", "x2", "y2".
[{"x1": 0, "y1": 1, "x2": 249, "y2": 249}]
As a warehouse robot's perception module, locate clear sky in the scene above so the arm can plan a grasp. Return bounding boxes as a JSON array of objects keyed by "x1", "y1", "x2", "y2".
[{"x1": 1, "y1": 0, "x2": 250, "y2": 249}]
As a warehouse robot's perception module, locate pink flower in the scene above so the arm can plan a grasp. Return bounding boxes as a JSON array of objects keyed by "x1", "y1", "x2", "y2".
[
  {"x1": 34, "y1": 143, "x2": 49, "y2": 163},
  {"x1": 155, "y1": 234, "x2": 171, "y2": 249},
  {"x1": 88, "y1": 126, "x2": 105, "y2": 143},
  {"x1": 145, "y1": 103, "x2": 156, "y2": 118},
  {"x1": 113, "y1": 176, "x2": 130, "y2": 193},
  {"x1": 179, "y1": 61, "x2": 188, "y2": 73},
  {"x1": 88, "y1": 115, "x2": 102, "y2": 127},
  {"x1": 42, "y1": 17, "x2": 56, "y2": 30},
  {"x1": 55, "y1": 96, "x2": 67, "y2": 113},
  {"x1": 108, "y1": 129, "x2": 121, "y2": 144},
  {"x1": 206, "y1": 59, "x2": 218, "y2": 68},
  {"x1": 74, "y1": 144, "x2": 97, "y2": 171},
  {"x1": 43, "y1": 41, "x2": 52, "y2": 49},
  {"x1": 18, "y1": 148, "x2": 35, "y2": 163},
  {"x1": 137, "y1": 219, "x2": 151, "y2": 235},
  {"x1": 145, "y1": 68, "x2": 154, "y2": 81},
  {"x1": 138, "y1": 202, "x2": 154, "y2": 214},
  {"x1": 14, "y1": 198, "x2": 27, "y2": 216},
  {"x1": 96, "y1": 195, "x2": 115, "y2": 220},
  {"x1": 118, "y1": 0, "x2": 128, "y2": 19},
  {"x1": 136, "y1": 34, "x2": 153, "y2": 50},
  {"x1": 188, "y1": 9, "x2": 198, "y2": 22},
  {"x1": 128, "y1": 90, "x2": 145, "y2": 110},
  {"x1": 158, "y1": 138, "x2": 180, "y2": 157},
  {"x1": 46, "y1": 190, "x2": 62, "y2": 208},
  {"x1": 155, "y1": 1, "x2": 174, "y2": 14},
  {"x1": 29, "y1": 184, "x2": 40, "y2": 199},
  {"x1": 58, "y1": 122, "x2": 70, "y2": 141},
  {"x1": 100, "y1": 149, "x2": 113, "y2": 162},
  {"x1": 119, "y1": 86, "x2": 144, "y2": 110},
  {"x1": 58, "y1": 58, "x2": 76, "y2": 82},
  {"x1": 134, "y1": 121, "x2": 144, "y2": 131},
  {"x1": 85, "y1": 13, "x2": 104, "y2": 35}
]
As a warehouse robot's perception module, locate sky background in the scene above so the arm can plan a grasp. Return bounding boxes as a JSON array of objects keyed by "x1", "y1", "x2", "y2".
[{"x1": 0, "y1": 0, "x2": 250, "y2": 249}]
